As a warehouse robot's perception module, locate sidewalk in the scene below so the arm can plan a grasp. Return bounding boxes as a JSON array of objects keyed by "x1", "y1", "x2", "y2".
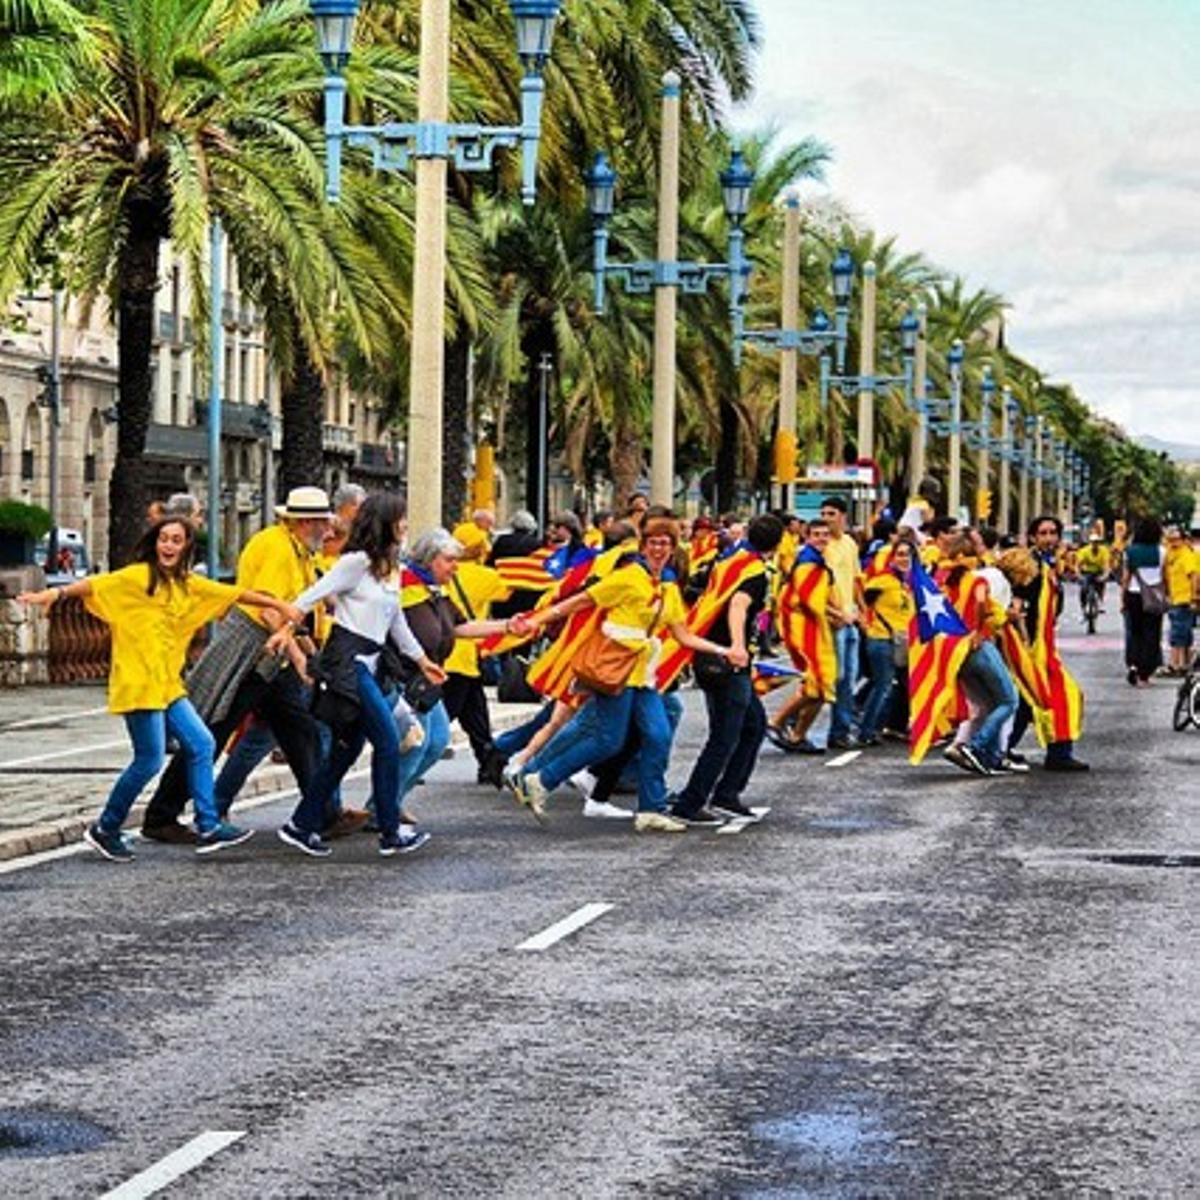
[{"x1": 0, "y1": 683, "x2": 542, "y2": 863}]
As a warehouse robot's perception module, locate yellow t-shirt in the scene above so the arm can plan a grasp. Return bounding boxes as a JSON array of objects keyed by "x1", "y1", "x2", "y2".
[
  {"x1": 85, "y1": 566, "x2": 239, "y2": 713},
  {"x1": 587, "y1": 564, "x2": 686, "y2": 688},
  {"x1": 444, "y1": 562, "x2": 512, "y2": 677},
  {"x1": 235, "y1": 523, "x2": 318, "y2": 630},
  {"x1": 864, "y1": 572, "x2": 914, "y2": 641},
  {"x1": 1165, "y1": 544, "x2": 1198, "y2": 606},
  {"x1": 824, "y1": 532, "x2": 862, "y2": 615},
  {"x1": 1076, "y1": 544, "x2": 1110, "y2": 575}
]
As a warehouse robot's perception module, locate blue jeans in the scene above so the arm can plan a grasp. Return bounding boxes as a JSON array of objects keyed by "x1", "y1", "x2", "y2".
[
  {"x1": 530, "y1": 687, "x2": 672, "y2": 813},
  {"x1": 216, "y1": 708, "x2": 336, "y2": 819},
  {"x1": 828, "y1": 623, "x2": 860, "y2": 742},
  {"x1": 99, "y1": 699, "x2": 217, "y2": 834},
  {"x1": 959, "y1": 641, "x2": 1018, "y2": 767},
  {"x1": 292, "y1": 663, "x2": 400, "y2": 837},
  {"x1": 675, "y1": 672, "x2": 766, "y2": 813},
  {"x1": 858, "y1": 637, "x2": 897, "y2": 742},
  {"x1": 394, "y1": 700, "x2": 452, "y2": 814},
  {"x1": 494, "y1": 702, "x2": 554, "y2": 757}
]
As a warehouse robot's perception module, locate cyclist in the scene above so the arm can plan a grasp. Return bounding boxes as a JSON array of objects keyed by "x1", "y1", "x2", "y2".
[{"x1": 1076, "y1": 532, "x2": 1111, "y2": 618}]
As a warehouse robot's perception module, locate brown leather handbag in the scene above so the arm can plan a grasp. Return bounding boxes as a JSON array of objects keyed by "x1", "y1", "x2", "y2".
[{"x1": 572, "y1": 595, "x2": 664, "y2": 696}]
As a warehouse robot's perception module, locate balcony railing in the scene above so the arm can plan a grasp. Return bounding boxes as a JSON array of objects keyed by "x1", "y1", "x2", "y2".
[
  {"x1": 356, "y1": 441, "x2": 404, "y2": 478},
  {"x1": 322, "y1": 423, "x2": 356, "y2": 456}
]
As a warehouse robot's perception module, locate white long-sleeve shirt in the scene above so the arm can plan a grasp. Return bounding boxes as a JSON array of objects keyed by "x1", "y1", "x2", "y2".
[{"x1": 294, "y1": 551, "x2": 424, "y2": 668}]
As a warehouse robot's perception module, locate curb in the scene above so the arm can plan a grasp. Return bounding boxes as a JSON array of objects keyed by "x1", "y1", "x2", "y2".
[{"x1": 0, "y1": 701, "x2": 542, "y2": 865}]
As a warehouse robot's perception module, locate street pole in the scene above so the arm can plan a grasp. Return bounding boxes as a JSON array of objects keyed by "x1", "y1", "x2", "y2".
[
  {"x1": 999, "y1": 385, "x2": 1013, "y2": 534},
  {"x1": 908, "y1": 303, "x2": 928, "y2": 498},
  {"x1": 207, "y1": 218, "x2": 224, "y2": 578},
  {"x1": 948, "y1": 339, "x2": 963, "y2": 519},
  {"x1": 976, "y1": 370, "x2": 991, "y2": 525},
  {"x1": 1018, "y1": 419, "x2": 1031, "y2": 535},
  {"x1": 776, "y1": 191, "x2": 801, "y2": 511},
  {"x1": 406, "y1": 0, "x2": 450, "y2": 536},
  {"x1": 1033, "y1": 418, "x2": 1044, "y2": 518},
  {"x1": 48, "y1": 288, "x2": 63, "y2": 564},
  {"x1": 535, "y1": 352, "x2": 551, "y2": 531},
  {"x1": 855, "y1": 262, "x2": 876, "y2": 526},
  {"x1": 650, "y1": 71, "x2": 681, "y2": 508}
]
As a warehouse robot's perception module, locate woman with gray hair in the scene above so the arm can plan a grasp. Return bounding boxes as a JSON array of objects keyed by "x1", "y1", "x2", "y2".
[{"x1": 392, "y1": 529, "x2": 525, "y2": 833}]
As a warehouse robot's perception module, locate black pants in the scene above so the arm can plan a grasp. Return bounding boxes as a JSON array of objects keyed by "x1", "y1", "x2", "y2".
[
  {"x1": 674, "y1": 671, "x2": 766, "y2": 814},
  {"x1": 143, "y1": 667, "x2": 322, "y2": 829},
  {"x1": 1125, "y1": 592, "x2": 1164, "y2": 682},
  {"x1": 442, "y1": 672, "x2": 494, "y2": 767},
  {"x1": 590, "y1": 726, "x2": 642, "y2": 804}
]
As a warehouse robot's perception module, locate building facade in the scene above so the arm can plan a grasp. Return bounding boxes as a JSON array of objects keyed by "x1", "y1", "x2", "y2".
[{"x1": 0, "y1": 242, "x2": 402, "y2": 571}]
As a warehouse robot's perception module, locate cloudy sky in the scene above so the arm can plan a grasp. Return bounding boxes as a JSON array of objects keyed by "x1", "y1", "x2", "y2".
[{"x1": 735, "y1": 0, "x2": 1200, "y2": 446}]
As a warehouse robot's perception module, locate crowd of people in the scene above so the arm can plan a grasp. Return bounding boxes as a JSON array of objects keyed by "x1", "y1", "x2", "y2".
[{"x1": 17, "y1": 482, "x2": 1198, "y2": 863}]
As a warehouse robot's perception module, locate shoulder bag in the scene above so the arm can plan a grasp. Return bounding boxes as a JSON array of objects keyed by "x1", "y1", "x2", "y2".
[
  {"x1": 1134, "y1": 567, "x2": 1168, "y2": 616},
  {"x1": 573, "y1": 593, "x2": 664, "y2": 696}
]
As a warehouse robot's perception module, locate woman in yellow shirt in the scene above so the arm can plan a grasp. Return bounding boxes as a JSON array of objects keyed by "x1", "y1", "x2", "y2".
[
  {"x1": 19, "y1": 518, "x2": 303, "y2": 861},
  {"x1": 508, "y1": 517, "x2": 746, "y2": 831}
]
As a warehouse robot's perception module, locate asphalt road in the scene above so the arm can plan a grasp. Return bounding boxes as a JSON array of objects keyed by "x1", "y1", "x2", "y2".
[{"x1": 1, "y1": 607, "x2": 1197, "y2": 1197}]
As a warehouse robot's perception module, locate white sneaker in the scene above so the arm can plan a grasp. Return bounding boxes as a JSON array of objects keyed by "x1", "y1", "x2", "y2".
[
  {"x1": 633, "y1": 811, "x2": 687, "y2": 833},
  {"x1": 502, "y1": 761, "x2": 524, "y2": 793},
  {"x1": 583, "y1": 798, "x2": 633, "y2": 820},
  {"x1": 518, "y1": 772, "x2": 548, "y2": 823},
  {"x1": 568, "y1": 770, "x2": 596, "y2": 800}
]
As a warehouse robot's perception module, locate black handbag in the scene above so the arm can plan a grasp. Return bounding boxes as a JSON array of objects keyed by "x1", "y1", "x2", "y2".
[
  {"x1": 497, "y1": 652, "x2": 541, "y2": 703},
  {"x1": 692, "y1": 650, "x2": 735, "y2": 689},
  {"x1": 402, "y1": 670, "x2": 444, "y2": 714}
]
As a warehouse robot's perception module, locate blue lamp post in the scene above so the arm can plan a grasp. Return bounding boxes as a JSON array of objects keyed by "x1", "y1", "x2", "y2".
[
  {"x1": 960, "y1": 364, "x2": 996, "y2": 523},
  {"x1": 312, "y1": 0, "x2": 561, "y2": 204},
  {"x1": 586, "y1": 85, "x2": 756, "y2": 504},
  {"x1": 923, "y1": 339, "x2": 966, "y2": 514}
]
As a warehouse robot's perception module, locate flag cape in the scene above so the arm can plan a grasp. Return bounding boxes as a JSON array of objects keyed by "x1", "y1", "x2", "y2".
[
  {"x1": 1031, "y1": 568, "x2": 1084, "y2": 745},
  {"x1": 907, "y1": 559, "x2": 973, "y2": 764},
  {"x1": 400, "y1": 564, "x2": 436, "y2": 610},
  {"x1": 687, "y1": 531, "x2": 720, "y2": 579},
  {"x1": 778, "y1": 546, "x2": 837, "y2": 703},
  {"x1": 998, "y1": 621, "x2": 1052, "y2": 712},
  {"x1": 655, "y1": 546, "x2": 766, "y2": 691}
]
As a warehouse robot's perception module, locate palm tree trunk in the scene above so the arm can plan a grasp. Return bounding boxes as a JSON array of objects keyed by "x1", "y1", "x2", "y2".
[
  {"x1": 610, "y1": 406, "x2": 642, "y2": 511},
  {"x1": 107, "y1": 218, "x2": 161, "y2": 568},
  {"x1": 280, "y1": 341, "x2": 325, "y2": 494},
  {"x1": 715, "y1": 397, "x2": 739, "y2": 513},
  {"x1": 442, "y1": 331, "x2": 470, "y2": 523}
]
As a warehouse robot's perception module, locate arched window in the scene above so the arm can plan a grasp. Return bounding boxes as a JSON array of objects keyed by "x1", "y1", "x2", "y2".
[
  {"x1": 21, "y1": 403, "x2": 40, "y2": 483},
  {"x1": 0, "y1": 397, "x2": 10, "y2": 482},
  {"x1": 84, "y1": 410, "x2": 104, "y2": 486}
]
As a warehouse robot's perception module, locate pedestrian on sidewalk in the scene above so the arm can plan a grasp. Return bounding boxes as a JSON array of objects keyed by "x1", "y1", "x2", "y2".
[
  {"x1": 18, "y1": 518, "x2": 303, "y2": 861},
  {"x1": 1121, "y1": 517, "x2": 1167, "y2": 686}
]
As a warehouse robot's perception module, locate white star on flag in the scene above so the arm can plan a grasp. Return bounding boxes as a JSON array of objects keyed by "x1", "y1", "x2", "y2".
[{"x1": 919, "y1": 585, "x2": 950, "y2": 626}]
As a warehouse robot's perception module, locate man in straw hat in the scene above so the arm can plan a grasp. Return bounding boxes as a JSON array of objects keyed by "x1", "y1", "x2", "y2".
[{"x1": 141, "y1": 486, "x2": 335, "y2": 842}]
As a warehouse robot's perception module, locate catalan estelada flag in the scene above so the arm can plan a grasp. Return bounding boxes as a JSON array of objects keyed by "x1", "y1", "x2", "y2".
[
  {"x1": 655, "y1": 546, "x2": 766, "y2": 690},
  {"x1": 400, "y1": 563, "x2": 437, "y2": 609},
  {"x1": 998, "y1": 621, "x2": 1051, "y2": 713},
  {"x1": 1031, "y1": 567, "x2": 1084, "y2": 745},
  {"x1": 778, "y1": 545, "x2": 837, "y2": 703},
  {"x1": 687, "y1": 531, "x2": 720, "y2": 580},
  {"x1": 752, "y1": 659, "x2": 803, "y2": 696},
  {"x1": 907, "y1": 558, "x2": 973, "y2": 764}
]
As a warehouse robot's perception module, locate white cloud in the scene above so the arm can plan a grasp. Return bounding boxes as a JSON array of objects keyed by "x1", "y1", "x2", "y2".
[{"x1": 736, "y1": 2, "x2": 1200, "y2": 446}]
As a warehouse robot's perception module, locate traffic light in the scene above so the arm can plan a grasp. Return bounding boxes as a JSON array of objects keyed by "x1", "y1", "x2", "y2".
[
  {"x1": 772, "y1": 429, "x2": 798, "y2": 485},
  {"x1": 34, "y1": 364, "x2": 54, "y2": 408},
  {"x1": 976, "y1": 487, "x2": 992, "y2": 522}
]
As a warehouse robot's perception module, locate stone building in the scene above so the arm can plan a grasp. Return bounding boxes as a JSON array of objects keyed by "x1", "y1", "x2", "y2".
[{"x1": 0, "y1": 243, "x2": 402, "y2": 571}]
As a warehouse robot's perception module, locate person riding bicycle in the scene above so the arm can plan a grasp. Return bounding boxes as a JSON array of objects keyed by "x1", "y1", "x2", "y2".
[{"x1": 1076, "y1": 532, "x2": 1111, "y2": 615}]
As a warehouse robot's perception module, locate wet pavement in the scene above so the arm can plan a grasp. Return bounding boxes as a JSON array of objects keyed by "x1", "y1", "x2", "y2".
[{"x1": 0, "y1": 608, "x2": 1197, "y2": 1196}]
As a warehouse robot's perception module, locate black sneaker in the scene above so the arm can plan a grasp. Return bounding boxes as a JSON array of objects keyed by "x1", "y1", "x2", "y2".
[
  {"x1": 196, "y1": 821, "x2": 255, "y2": 855},
  {"x1": 958, "y1": 745, "x2": 990, "y2": 776},
  {"x1": 709, "y1": 799, "x2": 758, "y2": 821},
  {"x1": 84, "y1": 823, "x2": 134, "y2": 863},
  {"x1": 1044, "y1": 756, "x2": 1090, "y2": 772},
  {"x1": 792, "y1": 739, "x2": 826, "y2": 755},
  {"x1": 943, "y1": 744, "x2": 980, "y2": 775},
  {"x1": 278, "y1": 822, "x2": 332, "y2": 858},
  {"x1": 379, "y1": 829, "x2": 432, "y2": 856},
  {"x1": 669, "y1": 805, "x2": 725, "y2": 827},
  {"x1": 827, "y1": 735, "x2": 859, "y2": 751}
]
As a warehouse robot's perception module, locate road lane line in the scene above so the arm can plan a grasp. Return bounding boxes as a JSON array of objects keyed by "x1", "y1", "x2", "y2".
[
  {"x1": 825, "y1": 750, "x2": 862, "y2": 768},
  {"x1": 0, "y1": 704, "x2": 110, "y2": 731},
  {"x1": 0, "y1": 738, "x2": 127, "y2": 769},
  {"x1": 716, "y1": 817, "x2": 754, "y2": 835},
  {"x1": 517, "y1": 903, "x2": 613, "y2": 951},
  {"x1": 0, "y1": 841, "x2": 89, "y2": 875},
  {"x1": 100, "y1": 1130, "x2": 246, "y2": 1199}
]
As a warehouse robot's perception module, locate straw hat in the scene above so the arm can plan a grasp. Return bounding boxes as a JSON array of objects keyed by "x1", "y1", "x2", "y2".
[{"x1": 275, "y1": 486, "x2": 333, "y2": 519}]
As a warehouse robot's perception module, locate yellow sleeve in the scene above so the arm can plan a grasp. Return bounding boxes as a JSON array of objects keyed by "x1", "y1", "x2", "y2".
[
  {"x1": 660, "y1": 582, "x2": 686, "y2": 630},
  {"x1": 482, "y1": 567, "x2": 512, "y2": 605},
  {"x1": 187, "y1": 575, "x2": 242, "y2": 630},
  {"x1": 83, "y1": 565, "x2": 148, "y2": 626},
  {"x1": 587, "y1": 565, "x2": 637, "y2": 610}
]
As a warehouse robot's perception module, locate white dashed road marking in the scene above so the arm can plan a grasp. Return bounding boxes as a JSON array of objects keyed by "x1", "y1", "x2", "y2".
[
  {"x1": 825, "y1": 750, "x2": 862, "y2": 768},
  {"x1": 517, "y1": 903, "x2": 614, "y2": 951},
  {"x1": 0, "y1": 738, "x2": 127, "y2": 769},
  {"x1": 0, "y1": 704, "x2": 110, "y2": 731},
  {"x1": 100, "y1": 1130, "x2": 246, "y2": 1199}
]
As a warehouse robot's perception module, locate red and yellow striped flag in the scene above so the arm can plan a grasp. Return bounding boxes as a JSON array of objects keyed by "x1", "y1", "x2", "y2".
[
  {"x1": 492, "y1": 546, "x2": 556, "y2": 591},
  {"x1": 1031, "y1": 568, "x2": 1084, "y2": 745},
  {"x1": 655, "y1": 548, "x2": 766, "y2": 691},
  {"x1": 778, "y1": 547, "x2": 837, "y2": 703}
]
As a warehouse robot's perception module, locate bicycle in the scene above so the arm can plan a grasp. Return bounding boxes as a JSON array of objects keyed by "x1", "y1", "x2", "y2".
[
  {"x1": 1172, "y1": 652, "x2": 1200, "y2": 732},
  {"x1": 1079, "y1": 574, "x2": 1103, "y2": 635}
]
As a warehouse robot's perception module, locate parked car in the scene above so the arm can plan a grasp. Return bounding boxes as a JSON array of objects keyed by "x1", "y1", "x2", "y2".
[{"x1": 34, "y1": 528, "x2": 92, "y2": 586}]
